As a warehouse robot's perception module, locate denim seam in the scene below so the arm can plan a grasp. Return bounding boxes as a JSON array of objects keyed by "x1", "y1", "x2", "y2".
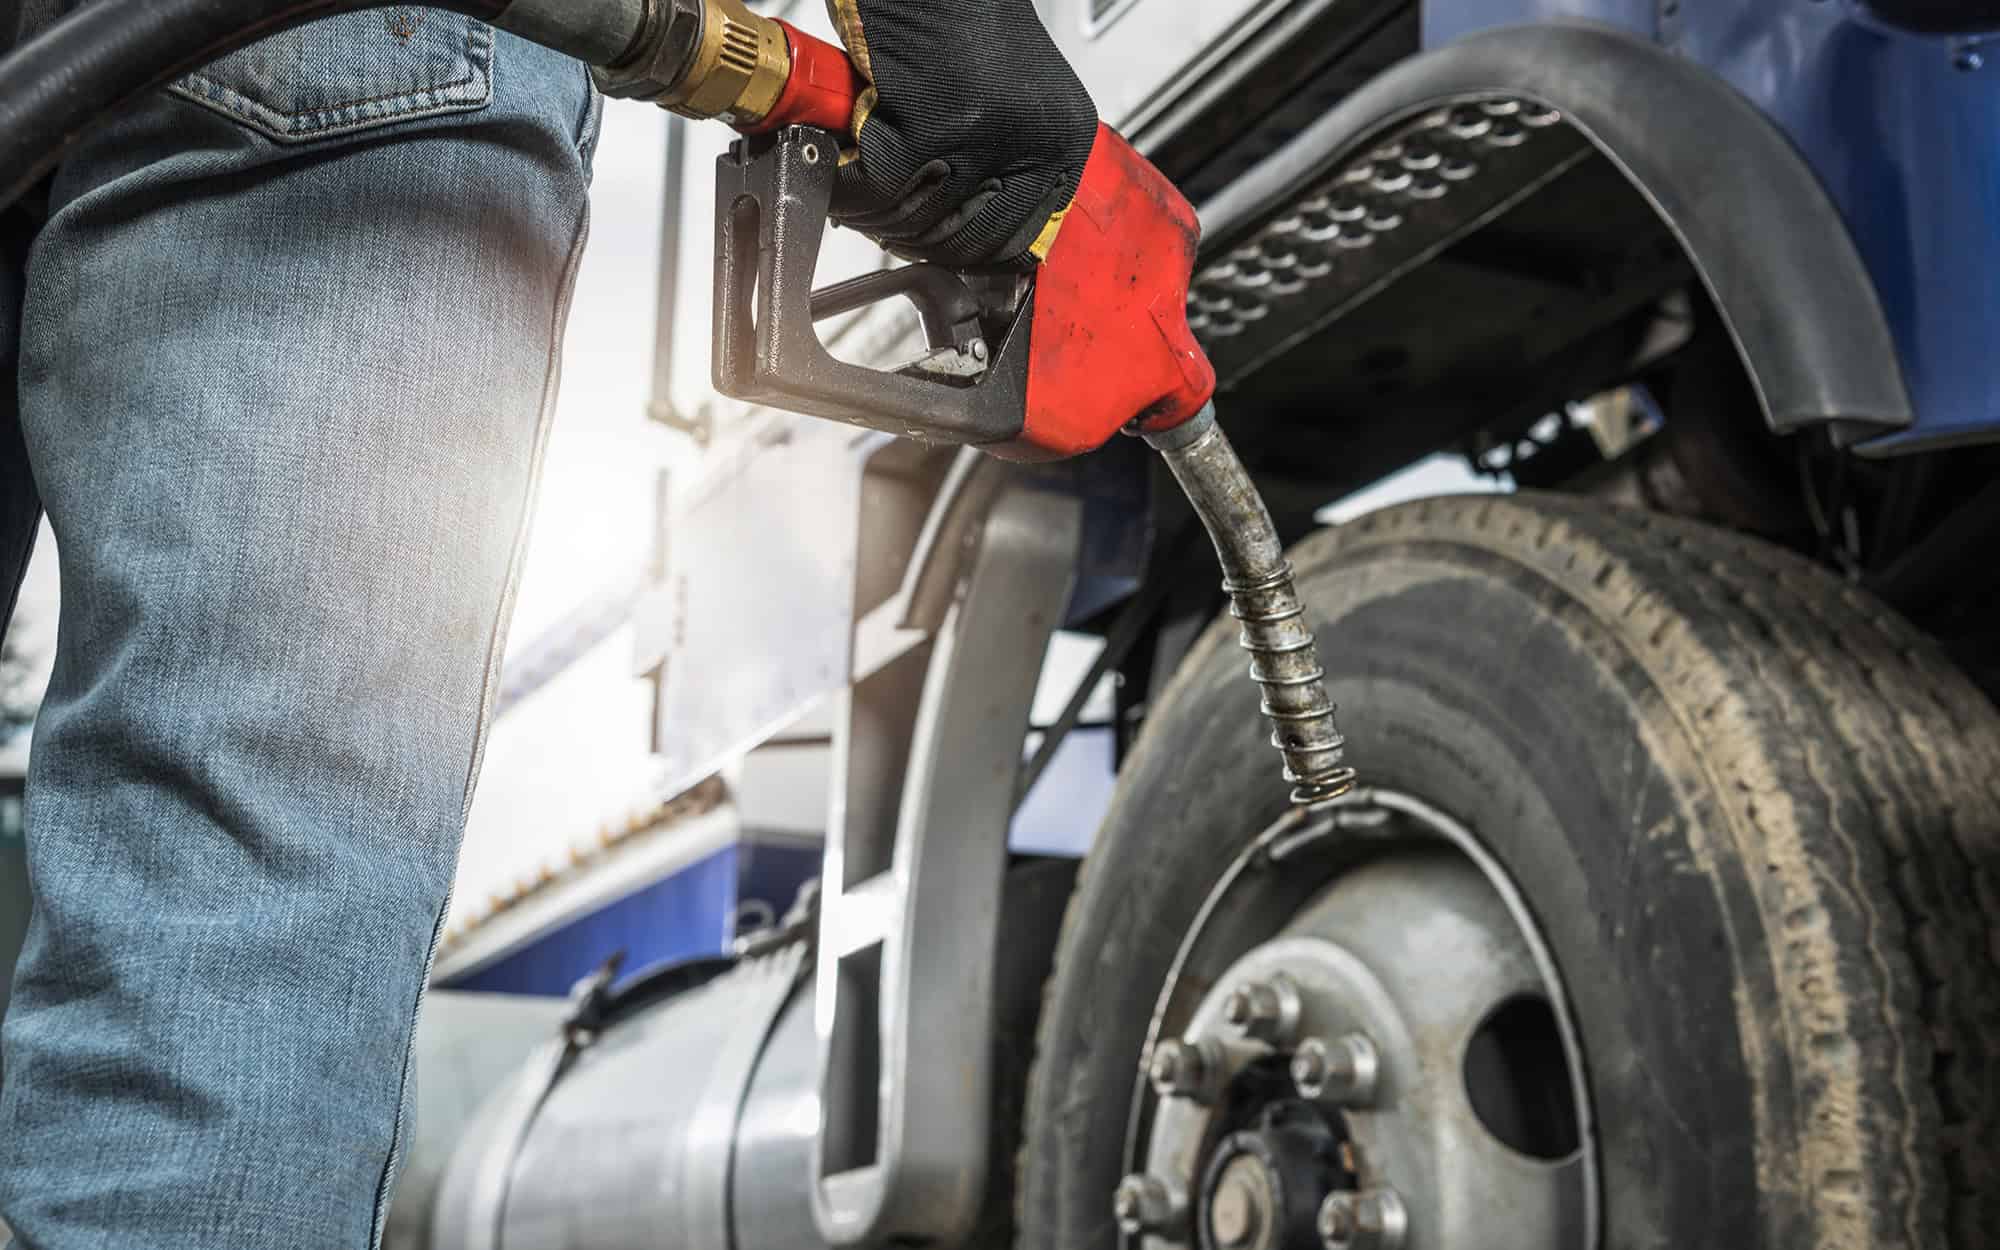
[
  {"x1": 363, "y1": 191, "x2": 594, "y2": 1250},
  {"x1": 169, "y1": 20, "x2": 494, "y2": 144},
  {"x1": 575, "y1": 62, "x2": 606, "y2": 161}
]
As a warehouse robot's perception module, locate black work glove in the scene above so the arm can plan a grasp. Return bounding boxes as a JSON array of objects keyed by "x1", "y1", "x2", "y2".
[{"x1": 824, "y1": 0, "x2": 1099, "y2": 268}]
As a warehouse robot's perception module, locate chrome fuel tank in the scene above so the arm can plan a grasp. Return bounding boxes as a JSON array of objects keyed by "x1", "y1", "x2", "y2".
[
  {"x1": 402, "y1": 861, "x2": 1076, "y2": 1250},
  {"x1": 426, "y1": 945, "x2": 814, "y2": 1250}
]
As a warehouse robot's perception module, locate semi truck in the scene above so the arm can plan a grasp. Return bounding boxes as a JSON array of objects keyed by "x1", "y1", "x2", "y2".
[
  {"x1": 382, "y1": 3, "x2": 2000, "y2": 1248},
  {"x1": 4, "y1": 0, "x2": 1998, "y2": 1248}
]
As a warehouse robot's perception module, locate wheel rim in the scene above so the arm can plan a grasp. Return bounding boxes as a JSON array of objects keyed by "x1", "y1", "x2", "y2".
[{"x1": 1118, "y1": 788, "x2": 1598, "y2": 1250}]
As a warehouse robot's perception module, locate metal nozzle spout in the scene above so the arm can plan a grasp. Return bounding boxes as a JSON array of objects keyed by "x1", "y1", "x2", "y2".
[{"x1": 1146, "y1": 404, "x2": 1356, "y2": 803}]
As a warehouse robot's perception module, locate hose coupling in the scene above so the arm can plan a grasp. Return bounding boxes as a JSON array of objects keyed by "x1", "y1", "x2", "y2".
[{"x1": 595, "y1": 0, "x2": 792, "y2": 128}]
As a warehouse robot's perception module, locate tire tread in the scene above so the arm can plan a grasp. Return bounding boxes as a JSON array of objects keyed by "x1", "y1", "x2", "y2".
[
  {"x1": 1297, "y1": 494, "x2": 1999, "y2": 1249},
  {"x1": 1019, "y1": 492, "x2": 2000, "y2": 1250}
]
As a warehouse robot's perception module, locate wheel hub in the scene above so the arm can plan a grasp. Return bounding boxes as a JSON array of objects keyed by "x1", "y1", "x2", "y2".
[
  {"x1": 1196, "y1": 1103, "x2": 1345, "y2": 1250},
  {"x1": 1208, "y1": 1157, "x2": 1267, "y2": 1247},
  {"x1": 1117, "y1": 791, "x2": 1596, "y2": 1250}
]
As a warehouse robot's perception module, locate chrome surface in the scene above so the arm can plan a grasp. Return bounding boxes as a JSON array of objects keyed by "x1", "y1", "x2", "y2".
[
  {"x1": 680, "y1": 946, "x2": 811, "y2": 1245},
  {"x1": 1147, "y1": 406, "x2": 1354, "y2": 802},
  {"x1": 422, "y1": 853, "x2": 1087, "y2": 1250},
  {"x1": 1290, "y1": 1031, "x2": 1379, "y2": 1106},
  {"x1": 811, "y1": 484, "x2": 1082, "y2": 1245},
  {"x1": 1318, "y1": 1187, "x2": 1407, "y2": 1250},
  {"x1": 1127, "y1": 790, "x2": 1596, "y2": 1250},
  {"x1": 429, "y1": 946, "x2": 807, "y2": 1250},
  {"x1": 383, "y1": 993, "x2": 570, "y2": 1250},
  {"x1": 1115, "y1": 1173, "x2": 1192, "y2": 1239},
  {"x1": 731, "y1": 987, "x2": 828, "y2": 1250},
  {"x1": 1223, "y1": 974, "x2": 1303, "y2": 1048},
  {"x1": 1149, "y1": 1038, "x2": 1223, "y2": 1104}
]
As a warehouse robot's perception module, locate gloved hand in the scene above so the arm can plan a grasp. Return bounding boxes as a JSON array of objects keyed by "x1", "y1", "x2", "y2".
[{"x1": 824, "y1": 0, "x2": 1099, "y2": 268}]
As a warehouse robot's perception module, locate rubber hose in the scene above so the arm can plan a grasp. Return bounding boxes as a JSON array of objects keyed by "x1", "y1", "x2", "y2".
[{"x1": 0, "y1": 0, "x2": 645, "y2": 211}]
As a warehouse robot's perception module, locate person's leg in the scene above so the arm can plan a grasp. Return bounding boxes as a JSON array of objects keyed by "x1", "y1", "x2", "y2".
[{"x1": 0, "y1": 15, "x2": 598, "y2": 1248}]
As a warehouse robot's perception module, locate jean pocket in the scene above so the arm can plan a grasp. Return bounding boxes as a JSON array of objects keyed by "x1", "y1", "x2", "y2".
[{"x1": 169, "y1": 10, "x2": 495, "y2": 144}]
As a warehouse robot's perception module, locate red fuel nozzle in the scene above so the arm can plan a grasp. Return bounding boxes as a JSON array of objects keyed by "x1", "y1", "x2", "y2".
[
  {"x1": 743, "y1": 21, "x2": 866, "y2": 136},
  {"x1": 1012, "y1": 124, "x2": 1217, "y2": 460}
]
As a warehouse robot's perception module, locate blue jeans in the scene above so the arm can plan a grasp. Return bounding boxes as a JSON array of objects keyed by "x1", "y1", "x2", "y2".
[{"x1": 0, "y1": 12, "x2": 598, "y2": 1247}]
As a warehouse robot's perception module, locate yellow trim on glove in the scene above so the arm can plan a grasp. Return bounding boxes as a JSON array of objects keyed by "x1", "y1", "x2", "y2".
[
  {"x1": 824, "y1": 0, "x2": 875, "y2": 82},
  {"x1": 850, "y1": 84, "x2": 879, "y2": 145},
  {"x1": 825, "y1": 1, "x2": 877, "y2": 143},
  {"x1": 1026, "y1": 205, "x2": 1070, "y2": 261}
]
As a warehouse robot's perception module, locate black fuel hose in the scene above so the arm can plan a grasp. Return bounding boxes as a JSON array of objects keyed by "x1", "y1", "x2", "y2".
[{"x1": 0, "y1": 0, "x2": 648, "y2": 212}]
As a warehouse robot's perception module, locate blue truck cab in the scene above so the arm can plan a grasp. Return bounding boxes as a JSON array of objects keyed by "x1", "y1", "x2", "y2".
[{"x1": 1430, "y1": 0, "x2": 2000, "y2": 455}]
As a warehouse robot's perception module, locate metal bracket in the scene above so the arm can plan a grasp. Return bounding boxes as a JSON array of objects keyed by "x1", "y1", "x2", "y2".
[{"x1": 810, "y1": 483, "x2": 1082, "y2": 1245}]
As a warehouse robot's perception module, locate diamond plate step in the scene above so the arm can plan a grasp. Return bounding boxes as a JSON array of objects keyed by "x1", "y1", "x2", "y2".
[{"x1": 1192, "y1": 99, "x2": 1593, "y2": 388}]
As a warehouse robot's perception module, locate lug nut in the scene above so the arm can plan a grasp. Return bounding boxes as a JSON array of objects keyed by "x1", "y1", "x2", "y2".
[
  {"x1": 1221, "y1": 973, "x2": 1302, "y2": 1047},
  {"x1": 1318, "y1": 1188, "x2": 1408, "y2": 1250},
  {"x1": 1221, "y1": 987, "x2": 1261, "y2": 1028},
  {"x1": 1291, "y1": 1032, "x2": 1380, "y2": 1105},
  {"x1": 1320, "y1": 1196, "x2": 1356, "y2": 1246},
  {"x1": 1149, "y1": 1038, "x2": 1215, "y2": 1103},
  {"x1": 1113, "y1": 1173, "x2": 1188, "y2": 1238}
]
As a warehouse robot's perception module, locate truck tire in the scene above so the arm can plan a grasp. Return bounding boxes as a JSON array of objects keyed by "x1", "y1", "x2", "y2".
[{"x1": 1017, "y1": 493, "x2": 2000, "y2": 1250}]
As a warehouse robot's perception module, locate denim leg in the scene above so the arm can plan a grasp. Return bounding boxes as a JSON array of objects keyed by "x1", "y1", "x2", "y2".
[{"x1": 0, "y1": 19, "x2": 598, "y2": 1249}]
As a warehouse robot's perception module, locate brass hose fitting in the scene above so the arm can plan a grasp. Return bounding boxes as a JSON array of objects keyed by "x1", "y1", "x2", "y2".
[{"x1": 595, "y1": 0, "x2": 792, "y2": 128}]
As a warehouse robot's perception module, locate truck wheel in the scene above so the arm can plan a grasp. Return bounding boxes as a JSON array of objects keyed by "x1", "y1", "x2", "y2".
[{"x1": 1017, "y1": 494, "x2": 2000, "y2": 1250}]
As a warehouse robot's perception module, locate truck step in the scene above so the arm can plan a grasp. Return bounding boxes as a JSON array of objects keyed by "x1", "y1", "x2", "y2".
[{"x1": 1190, "y1": 98, "x2": 1591, "y2": 388}]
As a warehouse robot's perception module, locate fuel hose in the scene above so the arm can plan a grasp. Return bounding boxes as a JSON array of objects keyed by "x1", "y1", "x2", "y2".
[{"x1": 0, "y1": 0, "x2": 649, "y2": 211}]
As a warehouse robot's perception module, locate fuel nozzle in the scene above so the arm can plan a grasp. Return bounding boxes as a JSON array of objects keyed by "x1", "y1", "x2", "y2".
[{"x1": 593, "y1": 0, "x2": 862, "y2": 134}]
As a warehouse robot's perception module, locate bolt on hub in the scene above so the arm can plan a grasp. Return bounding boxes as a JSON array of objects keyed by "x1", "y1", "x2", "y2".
[
  {"x1": 1290, "y1": 1033, "x2": 1379, "y2": 1105},
  {"x1": 1317, "y1": 1188, "x2": 1408, "y2": 1250},
  {"x1": 1150, "y1": 1037, "x2": 1221, "y2": 1104},
  {"x1": 1114, "y1": 1173, "x2": 1189, "y2": 1238},
  {"x1": 1222, "y1": 973, "x2": 1303, "y2": 1047}
]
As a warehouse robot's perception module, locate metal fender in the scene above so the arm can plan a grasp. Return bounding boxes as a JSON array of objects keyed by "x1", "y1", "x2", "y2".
[{"x1": 1200, "y1": 21, "x2": 1914, "y2": 442}]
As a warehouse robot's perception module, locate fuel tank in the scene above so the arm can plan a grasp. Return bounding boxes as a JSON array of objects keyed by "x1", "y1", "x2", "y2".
[
  {"x1": 399, "y1": 860, "x2": 1075, "y2": 1250},
  {"x1": 427, "y1": 944, "x2": 822, "y2": 1250}
]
